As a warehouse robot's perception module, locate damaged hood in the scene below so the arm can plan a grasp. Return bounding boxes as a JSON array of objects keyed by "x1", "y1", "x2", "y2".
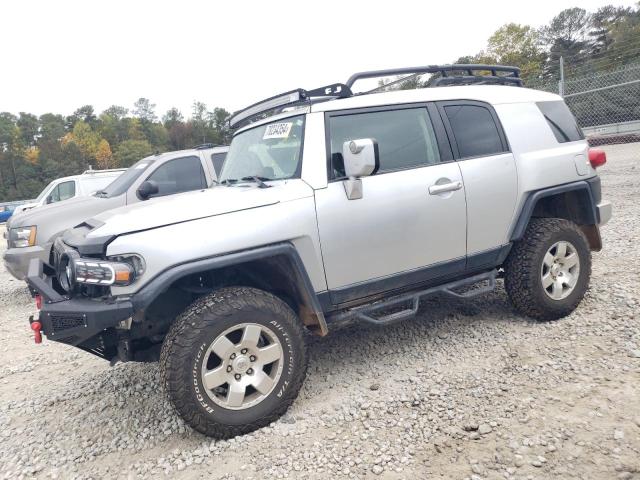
[{"x1": 88, "y1": 180, "x2": 314, "y2": 238}]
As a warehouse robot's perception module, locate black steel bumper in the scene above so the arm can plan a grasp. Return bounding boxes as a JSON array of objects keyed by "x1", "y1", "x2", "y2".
[{"x1": 26, "y1": 258, "x2": 133, "y2": 347}]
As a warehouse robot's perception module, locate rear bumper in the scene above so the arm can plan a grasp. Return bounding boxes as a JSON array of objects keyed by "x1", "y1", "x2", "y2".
[
  {"x1": 25, "y1": 258, "x2": 133, "y2": 347},
  {"x1": 596, "y1": 200, "x2": 612, "y2": 226}
]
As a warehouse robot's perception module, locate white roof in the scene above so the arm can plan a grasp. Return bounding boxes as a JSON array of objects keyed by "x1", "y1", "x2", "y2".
[{"x1": 312, "y1": 85, "x2": 561, "y2": 113}]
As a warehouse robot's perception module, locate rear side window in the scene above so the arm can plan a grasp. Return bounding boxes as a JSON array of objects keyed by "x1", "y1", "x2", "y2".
[
  {"x1": 210, "y1": 152, "x2": 227, "y2": 177},
  {"x1": 329, "y1": 108, "x2": 441, "y2": 177},
  {"x1": 443, "y1": 105, "x2": 506, "y2": 158},
  {"x1": 537, "y1": 101, "x2": 584, "y2": 143},
  {"x1": 146, "y1": 156, "x2": 207, "y2": 197}
]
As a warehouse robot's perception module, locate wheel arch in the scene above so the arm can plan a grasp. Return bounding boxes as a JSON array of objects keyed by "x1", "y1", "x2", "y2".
[
  {"x1": 510, "y1": 180, "x2": 601, "y2": 251},
  {"x1": 132, "y1": 242, "x2": 328, "y2": 336}
]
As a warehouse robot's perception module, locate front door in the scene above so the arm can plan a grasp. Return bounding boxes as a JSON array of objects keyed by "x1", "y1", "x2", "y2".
[{"x1": 315, "y1": 105, "x2": 467, "y2": 304}]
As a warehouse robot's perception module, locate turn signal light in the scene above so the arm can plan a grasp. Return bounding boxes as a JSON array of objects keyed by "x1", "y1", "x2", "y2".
[{"x1": 588, "y1": 148, "x2": 606, "y2": 168}]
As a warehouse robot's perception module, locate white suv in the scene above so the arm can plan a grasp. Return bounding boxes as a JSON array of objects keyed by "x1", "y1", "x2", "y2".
[
  {"x1": 12, "y1": 169, "x2": 126, "y2": 215},
  {"x1": 26, "y1": 65, "x2": 611, "y2": 439}
]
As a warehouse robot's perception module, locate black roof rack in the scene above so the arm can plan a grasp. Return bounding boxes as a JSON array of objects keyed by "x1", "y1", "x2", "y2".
[{"x1": 229, "y1": 64, "x2": 521, "y2": 129}]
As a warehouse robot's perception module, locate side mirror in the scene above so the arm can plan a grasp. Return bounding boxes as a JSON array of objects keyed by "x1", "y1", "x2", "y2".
[
  {"x1": 342, "y1": 139, "x2": 379, "y2": 178},
  {"x1": 45, "y1": 195, "x2": 53, "y2": 204},
  {"x1": 341, "y1": 138, "x2": 379, "y2": 200},
  {"x1": 137, "y1": 180, "x2": 160, "y2": 200}
]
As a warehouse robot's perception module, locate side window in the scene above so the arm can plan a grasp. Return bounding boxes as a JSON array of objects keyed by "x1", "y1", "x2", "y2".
[
  {"x1": 48, "y1": 184, "x2": 60, "y2": 203},
  {"x1": 145, "y1": 156, "x2": 207, "y2": 197},
  {"x1": 210, "y1": 152, "x2": 227, "y2": 177},
  {"x1": 49, "y1": 181, "x2": 75, "y2": 203},
  {"x1": 329, "y1": 108, "x2": 441, "y2": 178},
  {"x1": 537, "y1": 101, "x2": 584, "y2": 143},
  {"x1": 443, "y1": 104, "x2": 506, "y2": 158}
]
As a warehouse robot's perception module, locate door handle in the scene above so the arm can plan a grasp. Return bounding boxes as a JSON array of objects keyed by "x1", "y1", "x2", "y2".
[{"x1": 429, "y1": 181, "x2": 463, "y2": 195}]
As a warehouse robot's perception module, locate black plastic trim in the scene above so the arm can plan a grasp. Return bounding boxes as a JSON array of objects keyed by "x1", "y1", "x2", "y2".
[
  {"x1": 510, "y1": 180, "x2": 598, "y2": 241},
  {"x1": 466, "y1": 244, "x2": 512, "y2": 271},
  {"x1": 62, "y1": 228, "x2": 115, "y2": 256},
  {"x1": 324, "y1": 245, "x2": 513, "y2": 311},
  {"x1": 329, "y1": 257, "x2": 466, "y2": 306},
  {"x1": 131, "y1": 242, "x2": 328, "y2": 335}
]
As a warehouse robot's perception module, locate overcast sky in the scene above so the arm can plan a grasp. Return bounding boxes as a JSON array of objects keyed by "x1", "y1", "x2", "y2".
[{"x1": 0, "y1": 0, "x2": 636, "y2": 119}]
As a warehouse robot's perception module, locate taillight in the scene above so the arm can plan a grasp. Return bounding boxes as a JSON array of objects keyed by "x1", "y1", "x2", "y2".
[
  {"x1": 588, "y1": 148, "x2": 606, "y2": 168},
  {"x1": 35, "y1": 294, "x2": 42, "y2": 310}
]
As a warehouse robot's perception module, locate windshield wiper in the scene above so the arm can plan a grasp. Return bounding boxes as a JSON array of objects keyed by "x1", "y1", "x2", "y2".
[
  {"x1": 241, "y1": 176, "x2": 271, "y2": 188},
  {"x1": 220, "y1": 178, "x2": 239, "y2": 185},
  {"x1": 94, "y1": 190, "x2": 108, "y2": 198}
]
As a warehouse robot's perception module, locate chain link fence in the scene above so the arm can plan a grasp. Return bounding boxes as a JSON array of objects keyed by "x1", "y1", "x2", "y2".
[{"x1": 526, "y1": 62, "x2": 640, "y2": 148}]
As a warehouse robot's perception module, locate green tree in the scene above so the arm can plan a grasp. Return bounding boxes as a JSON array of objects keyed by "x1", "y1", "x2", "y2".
[
  {"x1": 39, "y1": 113, "x2": 66, "y2": 141},
  {"x1": 17, "y1": 112, "x2": 39, "y2": 146},
  {"x1": 487, "y1": 24, "x2": 545, "y2": 79},
  {"x1": 163, "y1": 107, "x2": 184, "y2": 129},
  {"x1": 133, "y1": 98, "x2": 157, "y2": 122},
  {"x1": 209, "y1": 107, "x2": 231, "y2": 144},
  {"x1": 114, "y1": 139, "x2": 153, "y2": 167},
  {"x1": 540, "y1": 8, "x2": 591, "y2": 77}
]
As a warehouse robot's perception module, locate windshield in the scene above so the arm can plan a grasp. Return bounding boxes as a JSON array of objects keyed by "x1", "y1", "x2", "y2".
[
  {"x1": 35, "y1": 181, "x2": 56, "y2": 202},
  {"x1": 220, "y1": 115, "x2": 304, "y2": 183},
  {"x1": 98, "y1": 158, "x2": 155, "y2": 198}
]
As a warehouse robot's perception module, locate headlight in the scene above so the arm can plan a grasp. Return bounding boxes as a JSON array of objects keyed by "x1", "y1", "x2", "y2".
[
  {"x1": 9, "y1": 226, "x2": 37, "y2": 248},
  {"x1": 70, "y1": 254, "x2": 145, "y2": 288}
]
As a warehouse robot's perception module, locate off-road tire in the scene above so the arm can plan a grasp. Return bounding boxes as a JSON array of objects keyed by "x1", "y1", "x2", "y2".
[
  {"x1": 160, "y1": 287, "x2": 307, "y2": 438},
  {"x1": 504, "y1": 218, "x2": 591, "y2": 321}
]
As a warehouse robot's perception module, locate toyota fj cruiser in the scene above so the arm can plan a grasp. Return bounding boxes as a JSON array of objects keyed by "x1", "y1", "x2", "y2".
[{"x1": 26, "y1": 65, "x2": 611, "y2": 439}]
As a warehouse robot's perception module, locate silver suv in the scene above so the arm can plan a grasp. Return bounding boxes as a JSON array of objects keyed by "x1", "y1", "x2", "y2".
[
  {"x1": 26, "y1": 65, "x2": 611, "y2": 439},
  {"x1": 5, "y1": 145, "x2": 228, "y2": 280}
]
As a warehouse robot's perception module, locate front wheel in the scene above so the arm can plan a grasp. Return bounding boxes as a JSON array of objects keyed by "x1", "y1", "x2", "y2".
[
  {"x1": 504, "y1": 218, "x2": 592, "y2": 321},
  {"x1": 160, "y1": 287, "x2": 308, "y2": 438}
]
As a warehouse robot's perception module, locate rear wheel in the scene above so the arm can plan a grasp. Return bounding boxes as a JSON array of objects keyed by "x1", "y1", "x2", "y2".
[
  {"x1": 504, "y1": 218, "x2": 591, "y2": 321},
  {"x1": 160, "y1": 287, "x2": 307, "y2": 438}
]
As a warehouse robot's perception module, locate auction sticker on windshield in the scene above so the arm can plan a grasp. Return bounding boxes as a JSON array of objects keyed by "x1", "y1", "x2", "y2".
[{"x1": 263, "y1": 122, "x2": 292, "y2": 139}]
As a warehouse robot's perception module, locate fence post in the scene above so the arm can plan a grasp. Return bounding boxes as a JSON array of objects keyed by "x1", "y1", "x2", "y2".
[{"x1": 559, "y1": 56, "x2": 565, "y2": 97}]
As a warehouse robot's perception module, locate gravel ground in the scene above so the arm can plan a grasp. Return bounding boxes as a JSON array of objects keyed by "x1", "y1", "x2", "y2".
[{"x1": 1, "y1": 143, "x2": 639, "y2": 480}]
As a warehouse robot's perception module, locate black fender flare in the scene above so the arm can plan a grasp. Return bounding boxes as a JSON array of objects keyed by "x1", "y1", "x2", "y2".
[
  {"x1": 509, "y1": 179, "x2": 599, "y2": 242},
  {"x1": 131, "y1": 242, "x2": 328, "y2": 335}
]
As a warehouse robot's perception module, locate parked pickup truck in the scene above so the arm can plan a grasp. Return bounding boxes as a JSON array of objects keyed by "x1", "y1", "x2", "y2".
[
  {"x1": 4, "y1": 145, "x2": 228, "y2": 280},
  {"x1": 12, "y1": 168, "x2": 127, "y2": 216}
]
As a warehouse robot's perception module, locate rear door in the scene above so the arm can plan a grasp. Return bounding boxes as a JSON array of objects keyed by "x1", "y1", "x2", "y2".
[
  {"x1": 315, "y1": 104, "x2": 467, "y2": 304},
  {"x1": 436, "y1": 101, "x2": 517, "y2": 262}
]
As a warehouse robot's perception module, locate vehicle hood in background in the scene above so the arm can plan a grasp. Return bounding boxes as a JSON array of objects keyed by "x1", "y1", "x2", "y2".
[
  {"x1": 9, "y1": 195, "x2": 125, "y2": 242},
  {"x1": 89, "y1": 180, "x2": 314, "y2": 238},
  {"x1": 13, "y1": 202, "x2": 38, "y2": 215}
]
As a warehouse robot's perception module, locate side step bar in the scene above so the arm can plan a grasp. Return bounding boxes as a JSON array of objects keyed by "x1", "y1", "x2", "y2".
[{"x1": 329, "y1": 270, "x2": 497, "y2": 326}]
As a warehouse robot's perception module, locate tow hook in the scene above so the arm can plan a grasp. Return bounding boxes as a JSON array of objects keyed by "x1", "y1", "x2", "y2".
[{"x1": 29, "y1": 315, "x2": 43, "y2": 344}]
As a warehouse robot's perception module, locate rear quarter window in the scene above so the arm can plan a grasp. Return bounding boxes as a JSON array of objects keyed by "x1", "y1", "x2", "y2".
[
  {"x1": 443, "y1": 104, "x2": 507, "y2": 158},
  {"x1": 537, "y1": 101, "x2": 584, "y2": 143}
]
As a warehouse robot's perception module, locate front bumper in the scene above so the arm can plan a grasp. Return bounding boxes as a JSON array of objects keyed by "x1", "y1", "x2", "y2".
[
  {"x1": 3, "y1": 244, "x2": 48, "y2": 281},
  {"x1": 596, "y1": 200, "x2": 612, "y2": 226},
  {"x1": 26, "y1": 258, "x2": 133, "y2": 348}
]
